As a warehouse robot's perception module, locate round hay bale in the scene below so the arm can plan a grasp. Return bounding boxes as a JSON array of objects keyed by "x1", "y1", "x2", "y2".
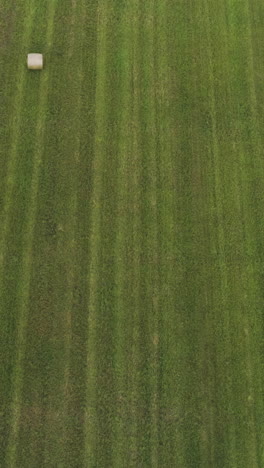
[{"x1": 27, "y1": 53, "x2": 43, "y2": 70}]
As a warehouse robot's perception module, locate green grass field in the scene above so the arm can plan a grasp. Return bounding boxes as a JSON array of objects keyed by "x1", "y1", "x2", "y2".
[{"x1": 1, "y1": 0, "x2": 264, "y2": 466}]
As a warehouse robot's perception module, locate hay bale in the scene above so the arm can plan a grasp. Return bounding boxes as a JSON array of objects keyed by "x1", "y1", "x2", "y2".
[{"x1": 27, "y1": 53, "x2": 43, "y2": 70}]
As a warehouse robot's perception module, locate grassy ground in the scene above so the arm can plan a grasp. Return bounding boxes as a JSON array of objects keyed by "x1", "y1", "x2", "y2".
[{"x1": 1, "y1": 0, "x2": 264, "y2": 466}]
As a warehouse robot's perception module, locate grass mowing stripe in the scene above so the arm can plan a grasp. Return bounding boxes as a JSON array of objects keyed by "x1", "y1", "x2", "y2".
[
  {"x1": 202, "y1": 0, "x2": 226, "y2": 271},
  {"x1": 127, "y1": 2, "x2": 144, "y2": 463},
  {"x1": 236, "y1": 4, "x2": 262, "y2": 464},
  {"x1": 224, "y1": 3, "x2": 263, "y2": 464},
  {"x1": 191, "y1": 4, "x2": 226, "y2": 465},
  {"x1": 59, "y1": 0, "x2": 86, "y2": 456},
  {"x1": 153, "y1": 3, "x2": 186, "y2": 465},
  {"x1": 5, "y1": 2, "x2": 57, "y2": 465},
  {"x1": 202, "y1": 1, "x2": 232, "y2": 463},
  {"x1": 12, "y1": 2, "x2": 92, "y2": 463},
  {"x1": 222, "y1": 2, "x2": 264, "y2": 461},
  {"x1": 60, "y1": 1, "x2": 98, "y2": 464},
  {"x1": 235, "y1": 133, "x2": 262, "y2": 466},
  {"x1": 157, "y1": 4, "x2": 199, "y2": 464},
  {"x1": 0, "y1": 1, "x2": 36, "y2": 456},
  {"x1": 127, "y1": 0, "x2": 144, "y2": 466},
  {"x1": 41, "y1": 0, "x2": 94, "y2": 459},
  {"x1": 141, "y1": 1, "x2": 159, "y2": 465},
  {"x1": 203, "y1": 2, "x2": 262, "y2": 464},
  {"x1": 112, "y1": 5, "x2": 133, "y2": 466},
  {"x1": 85, "y1": 1, "x2": 108, "y2": 463},
  {"x1": 207, "y1": 3, "x2": 246, "y2": 464},
  {"x1": 0, "y1": 0, "x2": 35, "y2": 315},
  {"x1": 230, "y1": 137, "x2": 260, "y2": 467},
  {"x1": 1, "y1": 1, "x2": 263, "y2": 466},
  {"x1": 185, "y1": 6, "x2": 215, "y2": 466},
  {"x1": 243, "y1": 1, "x2": 264, "y2": 460}
]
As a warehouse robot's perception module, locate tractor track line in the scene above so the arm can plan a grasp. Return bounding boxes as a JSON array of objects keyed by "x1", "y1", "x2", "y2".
[
  {"x1": 188, "y1": 4, "x2": 215, "y2": 466},
  {"x1": 85, "y1": 0, "x2": 108, "y2": 463},
  {"x1": 145, "y1": 1, "x2": 159, "y2": 465},
  {"x1": 112, "y1": 4, "x2": 133, "y2": 466},
  {"x1": 128, "y1": 1, "x2": 143, "y2": 463},
  {"x1": 59, "y1": 0, "x2": 87, "y2": 459},
  {"x1": 158, "y1": 4, "x2": 192, "y2": 464},
  {"x1": 203, "y1": 0, "x2": 229, "y2": 464}
]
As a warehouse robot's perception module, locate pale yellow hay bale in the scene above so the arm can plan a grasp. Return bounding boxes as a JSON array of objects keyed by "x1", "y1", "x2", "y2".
[{"x1": 27, "y1": 53, "x2": 43, "y2": 70}]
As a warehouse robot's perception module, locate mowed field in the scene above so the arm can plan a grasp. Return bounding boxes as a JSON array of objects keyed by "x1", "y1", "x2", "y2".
[{"x1": 1, "y1": 0, "x2": 264, "y2": 466}]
